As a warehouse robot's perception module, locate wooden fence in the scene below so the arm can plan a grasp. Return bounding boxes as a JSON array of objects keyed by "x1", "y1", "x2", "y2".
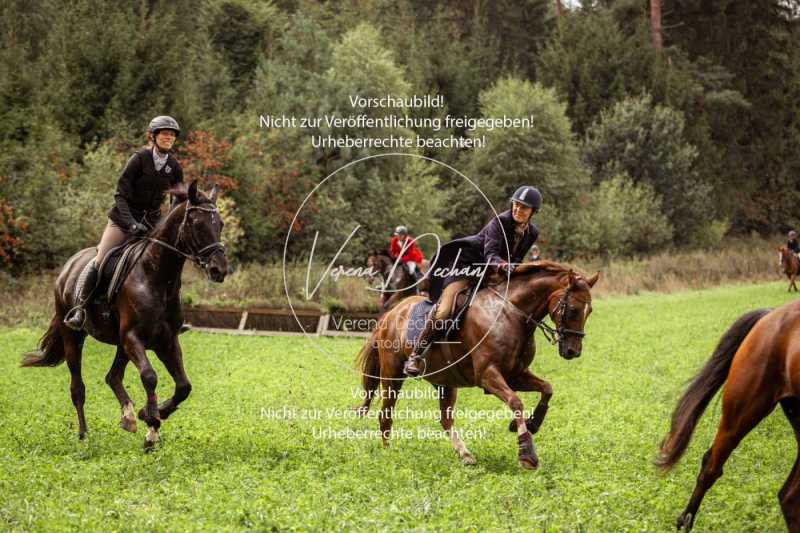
[{"x1": 183, "y1": 305, "x2": 379, "y2": 338}]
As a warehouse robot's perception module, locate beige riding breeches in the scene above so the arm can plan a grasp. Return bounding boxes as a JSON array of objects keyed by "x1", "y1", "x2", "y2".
[
  {"x1": 95, "y1": 219, "x2": 129, "y2": 266},
  {"x1": 433, "y1": 279, "x2": 471, "y2": 321}
]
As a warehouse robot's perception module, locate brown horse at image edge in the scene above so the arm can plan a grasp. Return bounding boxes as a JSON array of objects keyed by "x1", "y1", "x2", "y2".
[{"x1": 657, "y1": 302, "x2": 800, "y2": 531}]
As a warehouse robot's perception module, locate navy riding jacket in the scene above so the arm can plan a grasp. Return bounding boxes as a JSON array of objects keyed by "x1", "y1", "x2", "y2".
[{"x1": 427, "y1": 209, "x2": 539, "y2": 301}]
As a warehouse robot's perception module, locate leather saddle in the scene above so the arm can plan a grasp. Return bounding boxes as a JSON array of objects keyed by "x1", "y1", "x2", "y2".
[
  {"x1": 92, "y1": 238, "x2": 149, "y2": 305},
  {"x1": 405, "y1": 283, "x2": 477, "y2": 346}
]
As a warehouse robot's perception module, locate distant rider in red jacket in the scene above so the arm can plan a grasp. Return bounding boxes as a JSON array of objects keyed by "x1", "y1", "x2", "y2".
[{"x1": 389, "y1": 226, "x2": 424, "y2": 281}]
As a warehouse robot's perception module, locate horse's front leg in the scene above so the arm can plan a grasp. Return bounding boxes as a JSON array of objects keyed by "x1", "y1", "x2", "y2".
[
  {"x1": 154, "y1": 335, "x2": 191, "y2": 421},
  {"x1": 507, "y1": 369, "x2": 553, "y2": 435},
  {"x1": 480, "y1": 365, "x2": 538, "y2": 469},
  {"x1": 438, "y1": 386, "x2": 476, "y2": 465},
  {"x1": 122, "y1": 331, "x2": 161, "y2": 450}
]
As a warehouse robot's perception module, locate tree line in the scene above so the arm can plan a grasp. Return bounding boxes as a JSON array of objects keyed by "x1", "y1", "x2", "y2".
[{"x1": 0, "y1": 0, "x2": 797, "y2": 270}]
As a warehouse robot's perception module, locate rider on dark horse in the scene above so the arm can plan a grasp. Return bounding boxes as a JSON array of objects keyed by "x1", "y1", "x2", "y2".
[
  {"x1": 64, "y1": 115, "x2": 184, "y2": 331},
  {"x1": 403, "y1": 185, "x2": 542, "y2": 377},
  {"x1": 389, "y1": 225, "x2": 424, "y2": 282}
]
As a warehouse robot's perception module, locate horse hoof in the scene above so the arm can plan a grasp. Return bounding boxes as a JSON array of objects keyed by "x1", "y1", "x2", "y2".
[
  {"x1": 460, "y1": 453, "x2": 477, "y2": 465},
  {"x1": 143, "y1": 428, "x2": 160, "y2": 451},
  {"x1": 78, "y1": 432, "x2": 87, "y2": 441},
  {"x1": 518, "y1": 455, "x2": 538, "y2": 470},
  {"x1": 676, "y1": 512, "x2": 693, "y2": 531},
  {"x1": 120, "y1": 416, "x2": 137, "y2": 433}
]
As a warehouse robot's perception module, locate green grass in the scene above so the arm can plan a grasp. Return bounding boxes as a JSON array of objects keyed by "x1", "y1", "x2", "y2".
[{"x1": 0, "y1": 282, "x2": 797, "y2": 531}]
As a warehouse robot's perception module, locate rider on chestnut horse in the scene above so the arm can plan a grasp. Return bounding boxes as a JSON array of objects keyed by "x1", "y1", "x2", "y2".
[
  {"x1": 403, "y1": 185, "x2": 542, "y2": 377},
  {"x1": 64, "y1": 115, "x2": 184, "y2": 331}
]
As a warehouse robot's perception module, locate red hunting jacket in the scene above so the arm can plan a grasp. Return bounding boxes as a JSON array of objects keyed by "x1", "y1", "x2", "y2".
[{"x1": 389, "y1": 235, "x2": 424, "y2": 264}]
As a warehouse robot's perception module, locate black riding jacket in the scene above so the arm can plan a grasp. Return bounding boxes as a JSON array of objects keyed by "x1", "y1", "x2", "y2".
[
  {"x1": 789, "y1": 239, "x2": 800, "y2": 254},
  {"x1": 108, "y1": 148, "x2": 184, "y2": 231}
]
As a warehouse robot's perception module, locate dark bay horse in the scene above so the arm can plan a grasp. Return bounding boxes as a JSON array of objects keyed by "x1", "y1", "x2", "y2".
[
  {"x1": 355, "y1": 261, "x2": 599, "y2": 468},
  {"x1": 22, "y1": 181, "x2": 227, "y2": 449},
  {"x1": 365, "y1": 249, "x2": 428, "y2": 311},
  {"x1": 656, "y1": 303, "x2": 800, "y2": 531},
  {"x1": 779, "y1": 245, "x2": 799, "y2": 292}
]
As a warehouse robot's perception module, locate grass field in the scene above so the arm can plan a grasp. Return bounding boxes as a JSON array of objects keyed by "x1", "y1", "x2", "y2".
[{"x1": 0, "y1": 281, "x2": 798, "y2": 531}]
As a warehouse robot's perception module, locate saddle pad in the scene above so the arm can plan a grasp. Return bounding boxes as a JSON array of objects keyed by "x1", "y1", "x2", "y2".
[{"x1": 94, "y1": 238, "x2": 148, "y2": 303}]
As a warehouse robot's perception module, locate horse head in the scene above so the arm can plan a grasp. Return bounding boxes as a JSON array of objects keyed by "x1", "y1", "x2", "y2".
[{"x1": 168, "y1": 180, "x2": 228, "y2": 282}]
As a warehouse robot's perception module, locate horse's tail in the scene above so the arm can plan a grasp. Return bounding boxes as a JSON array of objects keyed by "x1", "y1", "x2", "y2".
[
  {"x1": 656, "y1": 308, "x2": 770, "y2": 471},
  {"x1": 21, "y1": 314, "x2": 66, "y2": 367},
  {"x1": 354, "y1": 329, "x2": 381, "y2": 415}
]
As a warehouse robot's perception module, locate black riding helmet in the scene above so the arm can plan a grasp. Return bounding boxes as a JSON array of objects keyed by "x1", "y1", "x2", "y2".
[
  {"x1": 510, "y1": 186, "x2": 542, "y2": 213},
  {"x1": 149, "y1": 115, "x2": 181, "y2": 137}
]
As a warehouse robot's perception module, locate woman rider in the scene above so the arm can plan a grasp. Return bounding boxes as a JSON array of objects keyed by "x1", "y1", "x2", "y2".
[
  {"x1": 64, "y1": 115, "x2": 184, "y2": 330},
  {"x1": 404, "y1": 185, "x2": 542, "y2": 377}
]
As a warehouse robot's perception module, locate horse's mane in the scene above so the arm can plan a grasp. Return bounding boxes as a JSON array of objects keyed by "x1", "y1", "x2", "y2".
[{"x1": 513, "y1": 260, "x2": 573, "y2": 277}]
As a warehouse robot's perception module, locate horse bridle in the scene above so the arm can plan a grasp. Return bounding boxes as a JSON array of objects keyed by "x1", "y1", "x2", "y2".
[
  {"x1": 147, "y1": 203, "x2": 225, "y2": 269},
  {"x1": 489, "y1": 285, "x2": 587, "y2": 346}
]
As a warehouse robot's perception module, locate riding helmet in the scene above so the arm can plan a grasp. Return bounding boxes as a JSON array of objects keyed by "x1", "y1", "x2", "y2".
[
  {"x1": 148, "y1": 115, "x2": 181, "y2": 137},
  {"x1": 510, "y1": 186, "x2": 542, "y2": 212},
  {"x1": 394, "y1": 225, "x2": 408, "y2": 236}
]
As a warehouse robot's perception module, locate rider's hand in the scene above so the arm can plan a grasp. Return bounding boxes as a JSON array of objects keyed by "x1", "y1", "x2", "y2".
[{"x1": 498, "y1": 261, "x2": 515, "y2": 275}]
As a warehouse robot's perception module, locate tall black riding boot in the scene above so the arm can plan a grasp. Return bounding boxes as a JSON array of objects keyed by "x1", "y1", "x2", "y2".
[
  {"x1": 404, "y1": 309, "x2": 441, "y2": 377},
  {"x1": 64, "y1": 260, "x2": 99, "y2": 331}
]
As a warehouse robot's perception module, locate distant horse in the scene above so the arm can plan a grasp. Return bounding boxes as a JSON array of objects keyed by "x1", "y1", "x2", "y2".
[
  {"x1": 21, "y1": 181, "x2": 228, "y2": 449},
  {"x1": 355, "y1": 261, "x2": 599, "y2": 468},
  {"x1": 779, "y1": 245, "x2": 799, "y2": 292},
  {"x1": 365, "y1": 249, "x2": 428, "y2": 311},
  {"x1": 657, "y1": 304, "x2": 800, "y2": 531}
]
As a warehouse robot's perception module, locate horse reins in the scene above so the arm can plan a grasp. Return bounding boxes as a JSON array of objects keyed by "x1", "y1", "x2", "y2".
[
  {"x1": 147, "y1": 203, "x2": 225, "y2": 270},
  {"x1": 488, "y1": 286, "x2": 587, "y2": 346}
]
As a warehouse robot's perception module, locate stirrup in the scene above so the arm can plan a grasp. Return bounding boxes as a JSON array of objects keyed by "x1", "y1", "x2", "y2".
[
  {"x1": 403, "y1": 354, "x2": 427, "y2": 378},
  {"x1": 63, "y1": 306, "x2": 87, "y2": 331}
]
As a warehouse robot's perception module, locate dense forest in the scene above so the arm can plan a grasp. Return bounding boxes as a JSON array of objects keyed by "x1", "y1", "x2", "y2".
[{"x1": 1, "y1": 0, "x2": 798, "y2": 270}]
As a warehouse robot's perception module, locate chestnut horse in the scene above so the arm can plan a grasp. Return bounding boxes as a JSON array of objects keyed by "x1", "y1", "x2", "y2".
[
  {"x1": 657, "y1": 303, "x2": 800, "y2": 531},
  {"x1": 779, "y1": 245, "x2": 799, "y2": 292},
  {"x1": 355, "y1": 261, "x2": 599, "y2": 468},
  {"x1": 21, "y1": 181, "x2": 228, "y2": 449}
]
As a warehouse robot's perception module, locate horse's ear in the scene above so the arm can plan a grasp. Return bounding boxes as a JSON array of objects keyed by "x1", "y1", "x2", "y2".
[
  {"x1": 188, "y1": 180, "x2": 199, "y2": 205},
  {"x1": 587, "y1": 272, "x2": 600, "y2": 288},
  {"x1": 566, "y1": 269, "x2": 577, "y2": 286},
  {"x1": 209, "y1": 185, "x2": 218, "y2": 204}
]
